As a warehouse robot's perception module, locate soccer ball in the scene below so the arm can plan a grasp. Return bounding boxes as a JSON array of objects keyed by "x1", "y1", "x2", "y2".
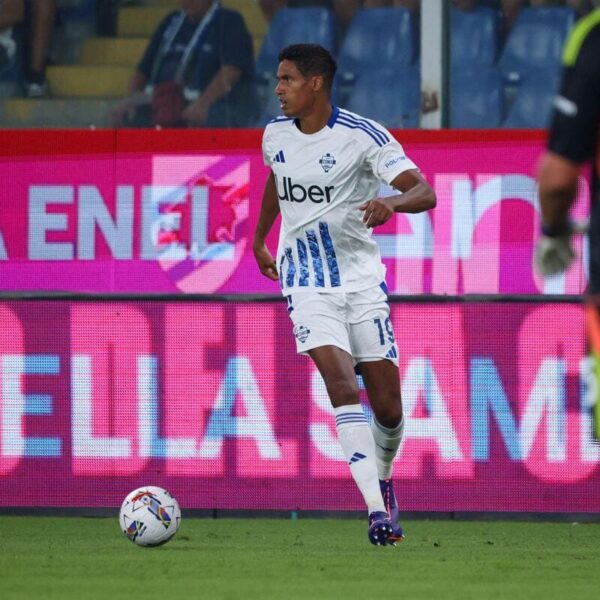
[{"x1": 119, "y1": 486, "x2": 181, "y2": 547}]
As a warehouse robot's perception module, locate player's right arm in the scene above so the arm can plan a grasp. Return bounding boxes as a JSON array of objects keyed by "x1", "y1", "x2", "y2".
[{"x1": 253, "y1": 170, "x2": 280, "y2": 281}]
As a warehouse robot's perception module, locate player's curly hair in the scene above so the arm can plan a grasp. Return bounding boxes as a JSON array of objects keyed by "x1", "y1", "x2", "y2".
[{"x1": 278, "y1": 44, "x2": 337, "y2": 93}]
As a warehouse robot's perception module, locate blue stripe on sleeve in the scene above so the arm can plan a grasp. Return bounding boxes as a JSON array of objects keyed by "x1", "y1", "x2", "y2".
[
  {"x1": 336, "y1": 117, "x2": 385, "y2": 147},
  {"x1": 338, "y1": 110, "x2": 390, "y2": 144}
]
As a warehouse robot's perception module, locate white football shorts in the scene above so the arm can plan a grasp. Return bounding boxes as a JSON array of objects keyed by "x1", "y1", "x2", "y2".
[{"x1": 285, "y1": 283, "x2": 399, "y2": 366}]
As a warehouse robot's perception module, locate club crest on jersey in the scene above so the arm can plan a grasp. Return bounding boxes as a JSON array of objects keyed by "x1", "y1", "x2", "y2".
[
  {"x1": 293, "y1": 325, "x2": 311, "y2": 343},
  {"x1": 319, "y1": 153, "x2": 336, "y2": 173}
]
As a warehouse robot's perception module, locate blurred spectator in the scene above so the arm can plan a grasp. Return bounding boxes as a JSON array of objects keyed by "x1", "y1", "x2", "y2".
[
  {"x1": 0, "y1": 0, "x2": 57, "y2": 97},
  {"x1": 258, "y1": 0, "x2": 287, "y2": 22},
  {"x1": 0, "y1": 0, "x2": 23, "y2": 73},
  {"x1": 112, "y1": 0, "x2": 259, "y2": 128},
  {"x1": 333, "y1": 0, "x2": 361, "y2": 37},
  {"x1": 96, "y1": 0, "x2": 140, "y2": 37},
  {"x1": 393, "y1": 0, "x2": 420, "y2": 10},
  {"x1": 287, "y1": 0, "x2": 334, "y2": 7},
  {"x1": 454, "y1": 1, "x2": 569, "y2": 44},
  {"x1": 565, "y1": 0, "x2": 597, "y2": 15},
  {"x1": 23, "y1": 0, "x2": 56, "y2": 97},
  {"x1": 452, "y1": 0, "x2": 479, "y2": 10},
  {"x1": 363, "y1": 0, "x2": 419, "y2": 7}
]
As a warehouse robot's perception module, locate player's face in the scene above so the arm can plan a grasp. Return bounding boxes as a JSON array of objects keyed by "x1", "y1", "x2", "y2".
[{"x1": 275, "y1": 60, "x2": 318, "y2": 119}]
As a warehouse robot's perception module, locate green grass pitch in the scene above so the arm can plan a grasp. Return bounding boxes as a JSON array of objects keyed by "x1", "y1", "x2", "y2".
[{"x1": 1, "y1": 516, "x2": 599, "y2": 600}]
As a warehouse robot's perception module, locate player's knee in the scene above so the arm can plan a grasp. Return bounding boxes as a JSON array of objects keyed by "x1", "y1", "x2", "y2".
[
  {"x1": 374, "y1": 404, "x2": 403, "y2": 429},
  {"x1": 326, "y1": 378, "x2": 360, "y2": 407}
]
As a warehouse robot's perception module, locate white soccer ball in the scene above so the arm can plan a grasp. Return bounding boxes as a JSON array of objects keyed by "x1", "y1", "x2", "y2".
[{"x1": 119, "y1": 486, "x2": 181, "y2": 547}]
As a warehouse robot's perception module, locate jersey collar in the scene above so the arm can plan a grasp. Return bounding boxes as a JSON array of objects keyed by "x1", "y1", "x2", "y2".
[
  {"x1": 327, "y1": 105, "x2": 339, "y2": 128},
  {"x1": 292, "y1": 105, "x2": 339, "y2": 136}
]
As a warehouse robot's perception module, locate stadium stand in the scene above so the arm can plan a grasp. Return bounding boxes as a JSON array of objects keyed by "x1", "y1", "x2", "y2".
[
  {"x1": 0, "y1": 1, "x2": 582, "y2": 129},
  {"x1": 451, "y1": 5, "x2": 499, "y2": 68},
  {"x1": 450, "y1": 5, "x2": 502, "y2": 128},
  {"x1": 502, "y1": 67, "x2": 561, "y2": 128},
  {"x1": 498, "y1": 6, "x2": 576, "y2": 84},
  {"x1": 498, "y1": 6, "x2": 576, "y2": 128},
  {"x1": 0, "y1": 0, "x2": 267, "y2": 127},
  {"x1": 451, "y1": 66, "x2": 503, "y2": 128}
]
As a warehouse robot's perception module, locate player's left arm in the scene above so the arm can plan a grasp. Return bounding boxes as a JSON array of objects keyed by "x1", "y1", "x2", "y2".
[{"x1": 359, "y1": 169, "x2": 436, "y2": 228}]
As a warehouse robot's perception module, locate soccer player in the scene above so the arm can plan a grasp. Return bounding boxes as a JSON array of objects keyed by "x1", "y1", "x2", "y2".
[
  {"x1": 534, "y1": 6, "x2": 600, "y2": 437},
  {"x1": 253, "y1": 43, "x2": 436, "y2": 545}
]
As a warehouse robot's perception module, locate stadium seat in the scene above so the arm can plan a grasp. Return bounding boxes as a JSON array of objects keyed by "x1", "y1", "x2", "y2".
[
  {"x1": 451, "y1": 67, "x2": 503, "y2": 128},
  {"x1": 345, "y1": 66, "x2": 420, "y2": 129},
  {"x1": 255, "y1": 7, "x2": 338, "y2": 117},
  {"x1": 498, "y1": 7, "x2": 576, "y2": 84},
  {"x1": 502, "y1": 68, "x2": 561, "y2": 128},
  {"x1": 337, "y1": 8, "x2": 416, "y2": 79},
  {"x1": 451, "y1": 6, "x2": 499, "y2": 68},
  {"x1": 256, "y1": 7, "x2": 337, "y2": 79},
  {"x1": 335, "y1": 7, "x2": 416, "y2": 107}
]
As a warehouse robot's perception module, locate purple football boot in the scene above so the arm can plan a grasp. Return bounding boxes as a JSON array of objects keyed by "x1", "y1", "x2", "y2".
[
  {"x1": 380, "y1": 478, "x2": 405, "y2": 542},
  {"x1": 368, "y1": 511, "x2": 394, "y2": 546}
]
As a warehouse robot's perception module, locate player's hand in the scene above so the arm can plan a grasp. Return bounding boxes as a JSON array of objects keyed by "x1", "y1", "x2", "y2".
[
  {"x1": 359, "y1": 198, "x2": 394, "y2": 228},
  {"x1": 182, "y1": 99, "x2": 210, "y2": 126},
  {"x1": 534, "y1": 233, "x2": 576, "y2": 276},
  {"x1": 253, "y1": 243, "x2": 279, "y2": 281}
]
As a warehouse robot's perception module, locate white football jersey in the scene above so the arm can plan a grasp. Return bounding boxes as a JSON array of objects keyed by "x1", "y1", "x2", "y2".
[{"x1": 262, "y1": 106, "x2": 418, "y2": 296}]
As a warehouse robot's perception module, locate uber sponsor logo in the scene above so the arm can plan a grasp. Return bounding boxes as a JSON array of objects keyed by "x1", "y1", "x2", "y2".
[
  {"x1": 384, "y1": 155, "x2": 406, "y2": 169},
  {"x1": 276, "y1": 176, "x2": 334, "y2": 204}
]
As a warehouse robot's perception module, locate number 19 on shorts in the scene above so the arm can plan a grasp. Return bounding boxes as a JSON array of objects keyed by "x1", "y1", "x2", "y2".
[{"x1": 373, "y1": 317, "x2": 395, "y2": 345}]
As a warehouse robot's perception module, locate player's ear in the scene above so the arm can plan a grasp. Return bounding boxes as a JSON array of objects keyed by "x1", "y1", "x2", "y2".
[{"x1": 312, "y1": 75, "x2": 324, "y2": 92}]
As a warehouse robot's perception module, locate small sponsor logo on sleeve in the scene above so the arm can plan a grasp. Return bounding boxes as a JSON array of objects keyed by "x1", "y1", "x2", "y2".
[{"x1": 384, "y1": 156, "x2": 406, "y2": 169}]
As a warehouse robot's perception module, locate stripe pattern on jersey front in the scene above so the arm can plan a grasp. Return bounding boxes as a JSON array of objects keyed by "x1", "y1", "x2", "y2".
[{"x1": 279, "y1": 220, "x2": 341, "y2": 289}]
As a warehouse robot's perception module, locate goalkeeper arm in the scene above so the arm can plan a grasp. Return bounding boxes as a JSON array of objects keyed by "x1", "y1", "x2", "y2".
[{"x1": 535, "y1": 152, "x2": 583, "y2": 276}]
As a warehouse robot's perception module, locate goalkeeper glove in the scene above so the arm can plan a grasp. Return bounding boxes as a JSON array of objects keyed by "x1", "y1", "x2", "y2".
[{"x1": 534, "y1": 223, "x2": 576, "y2": 277}]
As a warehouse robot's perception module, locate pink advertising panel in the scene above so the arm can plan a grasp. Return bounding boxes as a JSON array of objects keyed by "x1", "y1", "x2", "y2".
[
  {"x1": 0, "y1": 130, "x2": 590, "y2": 296},
  {"x1": 1, "y1": 299, "x2": 598, "y2": 512}
]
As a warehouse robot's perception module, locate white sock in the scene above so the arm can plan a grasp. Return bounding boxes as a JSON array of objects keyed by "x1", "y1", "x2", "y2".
[
  {"x1": 371, "y1": 417, "x2": 404, "y2": 480},
  {"x1": 335, "y1": 404, "x2": 386, "y2": 514}
]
